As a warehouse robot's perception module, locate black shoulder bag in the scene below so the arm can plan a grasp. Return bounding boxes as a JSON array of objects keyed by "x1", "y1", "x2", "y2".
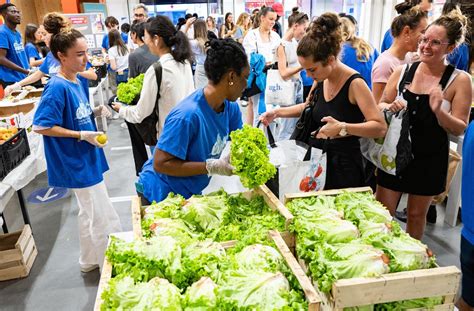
[
  {"x1": 290, "y1": 83, "x2": 320, "y2": 144},
  {"x1": 135, "y1": 62, "x2": 163, "y2": 146}
]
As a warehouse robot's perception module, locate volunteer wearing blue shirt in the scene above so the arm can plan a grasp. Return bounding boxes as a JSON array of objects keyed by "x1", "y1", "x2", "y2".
[
  {"x1": 340, "y1": 17, "x2": 379, "y2": 89},
  {"x1": 459, "y1": 121, "x2": 474, "y2": 311},
  {"x1": 0, "y1": 4, "x2": 30, "y2": 88},
  {"x1": 137, "y1": 38, "x2": 249, "y2": 203},
  {"x1": 4, "y1": 13, "x2": 97, "y2": 99},
  {"x1": 33, "y1": 26, "x2": 121, "y2": 273},
  {"x1": 101, "y1": 16, "x2": 127, "y2": 52},
  {"x1": 24, "y1": 23, "x2": 46, "y2": 68}
]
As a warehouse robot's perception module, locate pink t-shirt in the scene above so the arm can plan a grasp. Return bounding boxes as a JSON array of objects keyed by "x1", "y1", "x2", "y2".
[{"x1": 371, "y1": 50, "x2": 407, "y2": 84}]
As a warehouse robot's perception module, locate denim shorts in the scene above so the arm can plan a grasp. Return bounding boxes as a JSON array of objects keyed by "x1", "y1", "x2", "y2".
[{"x1": 461, "y1": 235, "x2": 474, "y2": 306}]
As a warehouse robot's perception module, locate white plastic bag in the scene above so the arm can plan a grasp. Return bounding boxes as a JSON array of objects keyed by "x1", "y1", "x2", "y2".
[{"x1": 264, "y1": 69, "x2": 295, "y2": 107}]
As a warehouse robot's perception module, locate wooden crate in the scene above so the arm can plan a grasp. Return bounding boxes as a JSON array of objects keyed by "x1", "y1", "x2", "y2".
[
  {"x1": 94, "y1": 235, "x2": 321, "y2": 311},
  {"x1": 0, "y1": 225, "x2": 38, "y2": 281},
  {"x1": 281, "y1": 187, "x2": 461, "y2": 310},
  {"x1": 132, "y1": 184, "x2": 294, "y2": 239}
]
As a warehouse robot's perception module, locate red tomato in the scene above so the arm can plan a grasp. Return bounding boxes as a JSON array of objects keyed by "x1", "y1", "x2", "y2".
[{"x1": 299, "y1": 177, "x2": 311, "y2": 192}]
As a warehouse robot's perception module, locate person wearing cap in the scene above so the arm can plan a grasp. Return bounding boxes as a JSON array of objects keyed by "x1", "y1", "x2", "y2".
[{"x1": 272, "y1": 3, "x2": 284, "y2": 37}]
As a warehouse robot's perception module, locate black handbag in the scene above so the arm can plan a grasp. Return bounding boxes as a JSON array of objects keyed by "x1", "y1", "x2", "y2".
[{"x1": 290, "y1": 85, "x2": 319, "y2": 144}]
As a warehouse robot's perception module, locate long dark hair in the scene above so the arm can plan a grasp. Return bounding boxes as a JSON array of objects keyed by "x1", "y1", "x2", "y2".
[
  {"x1": 224, "y1": 12, "x2": 234, "y2": 31},
  {"x1": 145, "y1": 15, "x2": 193, "y2": 64},
  {"x1": 109, "y1": 29, "x2": 128, "y2": 56},
  {"x1": 24, "y1": 24, "x2": 42, "y2": 57}
]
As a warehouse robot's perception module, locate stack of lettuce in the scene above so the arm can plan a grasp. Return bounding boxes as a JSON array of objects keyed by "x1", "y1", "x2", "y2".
[
  {"x1": 287, "y1": 191, "x2": 438, "y2": 310},
  {"x1": 141, "y1": 190, "x2": 286, "y2": 251},
  {"x1": 103, "y1": 239, "x2": 308, "y2": 310},
  {"x1": 101, "y1": 189, "x2": 309, "y2": 310}
]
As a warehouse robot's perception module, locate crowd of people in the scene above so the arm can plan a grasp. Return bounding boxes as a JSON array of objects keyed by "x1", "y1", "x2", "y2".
[{"x1": 0, "y1": 1, "x2": 472, "y2": 309}]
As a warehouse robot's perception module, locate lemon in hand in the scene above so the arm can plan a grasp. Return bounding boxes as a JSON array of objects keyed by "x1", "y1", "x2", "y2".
[{"x1": 96, "y1": 134, "x2": 108, "y2": 144}]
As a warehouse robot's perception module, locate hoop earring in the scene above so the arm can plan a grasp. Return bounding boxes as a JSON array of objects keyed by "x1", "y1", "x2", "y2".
[{"x1": 229, "y1": 82, "x2": 234, "y2": 86}]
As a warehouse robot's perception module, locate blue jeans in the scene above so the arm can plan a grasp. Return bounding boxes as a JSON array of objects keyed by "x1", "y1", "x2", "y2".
[{"x1": 116, "y1": 69, "x2": 129, "y2": 85}]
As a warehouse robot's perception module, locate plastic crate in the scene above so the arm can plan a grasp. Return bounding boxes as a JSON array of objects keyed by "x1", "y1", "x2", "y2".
[{"x1": 0, "y1": 128, "x2": 30, "y2": 179}]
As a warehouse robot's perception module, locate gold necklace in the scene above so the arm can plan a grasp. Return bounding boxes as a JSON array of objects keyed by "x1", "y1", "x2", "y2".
[
  {"x1": 326, "y1": 72, "x2": 345, "y2": 99},
  {"x1": 58, "y1": 70, "x2": 78, "y2": 83}
]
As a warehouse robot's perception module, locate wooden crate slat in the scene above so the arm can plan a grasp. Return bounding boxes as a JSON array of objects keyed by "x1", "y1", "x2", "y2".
[
  {"x1": 25, "y1": 246, "x2": 37, "y2": 272},
  {"x1": 21, "y1": 236, "x2": 35, "y2": 264},
  {"x1": 131, "y1": 196, "x2": 142, "y2": 239},
  {"x1": 0, "y1": 249, "x2": 22, "y2": 262},
  {"x1": 269, "y1": 230, "x2": 321, "y2": 310},
  {"x1": 255, "y1": 184, "x2": 294, "y2": 227},
  {"x1": 284, "y1": 186, "x2": 373, "y2": 203},
  {"x1": 0, "y1": 260, "x2": 23, "y2": 270},
  {"x1": 0, "y1": 265, "x2": 27, "y2": 281},
  {"x1": 332, "y1": 266, "x2": 461, "y2": 308},
  {"x1": 15, "y1": 225, "x2": 32, "y2": 253},
  {"x1": 94, "y1": 257, "x2": 113, "y2": 311}
]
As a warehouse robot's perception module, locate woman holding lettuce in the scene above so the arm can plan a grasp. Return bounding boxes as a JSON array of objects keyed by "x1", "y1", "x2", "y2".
[{"x1": 136, "y1": 38, "x2": 250, "y2": 204}]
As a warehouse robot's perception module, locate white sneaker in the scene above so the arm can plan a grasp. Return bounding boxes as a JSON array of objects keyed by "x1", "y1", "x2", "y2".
[
  {"x1": 120, "y1": 122, "x2": 127, "y2": 129},
  {"x1": 80, "y1": 264, "x2": 99, "y2": 273}
]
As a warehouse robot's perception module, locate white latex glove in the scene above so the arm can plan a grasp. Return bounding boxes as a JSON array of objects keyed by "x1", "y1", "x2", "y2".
[
  {"x1": 206, "y1": 153, "x2": 234, "y2": 176},
  {"x1": 4, "y1": 82, "x2": 21, "y2": 97},
  {"x1": 79, "y1": 131, "x2": 106, "y2": 148},
  {"x1": 93, "y1": 105, "x2": 112, "y2": 118}
]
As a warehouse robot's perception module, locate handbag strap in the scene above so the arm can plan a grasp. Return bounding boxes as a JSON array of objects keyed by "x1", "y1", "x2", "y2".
[
  {"x1": 256, "y1": 121, "x2": 277, "y2": 148},
  {"x1": 152, "y1": 62, "x2": 163, "y2": 119}
]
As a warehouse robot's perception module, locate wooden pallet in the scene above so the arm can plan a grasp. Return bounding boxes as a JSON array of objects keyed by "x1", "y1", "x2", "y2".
[
  {"x1": 281, "y1": 187, "x2": 461, "y2": 310},
  {"x1": 0, "y1": 225, "x2": 38, "y2": 281},
  {"x1": 132, "y1": 184, "x2": 294, "y2": 239},
  {"x1": 94, "y1": 234, "x2": 321, "y2": 311}
]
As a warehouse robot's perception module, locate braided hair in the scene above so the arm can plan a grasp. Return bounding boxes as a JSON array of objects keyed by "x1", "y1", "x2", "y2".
[{"x1": 204, "y1": 38, "x2": 248, "y2": 84}]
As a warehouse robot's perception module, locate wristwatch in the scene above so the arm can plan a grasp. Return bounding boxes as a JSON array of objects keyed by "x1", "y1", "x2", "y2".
[{"x1": 339, "y1": 122, "x2": 348, "y2": 137}]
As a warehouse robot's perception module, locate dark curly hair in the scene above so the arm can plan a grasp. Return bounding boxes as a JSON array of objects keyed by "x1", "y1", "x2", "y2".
[
  {"x1": 297, "y1": 12, "x2": 342, "y2": 65},
  {"x1": 204, "y1": 38, "x2": 248, "y2": 84},
  {"x1": 145, "y1": 15, "x2": 192, "y2": 64}
]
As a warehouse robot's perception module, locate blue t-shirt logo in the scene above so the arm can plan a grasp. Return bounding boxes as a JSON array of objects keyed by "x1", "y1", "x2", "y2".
[
  {"x1": 14, "y1": 41, "x2": 25, "y2": 53},
  {"x1": 210, "y1": 133, "x2": 227, "y2": 158},
  {"x1": 76, "y1": 101, "x2": 93, "y2": 126}
]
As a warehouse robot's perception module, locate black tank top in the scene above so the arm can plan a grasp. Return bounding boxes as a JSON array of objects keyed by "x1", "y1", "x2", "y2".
[{"x1": 308, "y1": 74, "x2": 365, "y2": 151}]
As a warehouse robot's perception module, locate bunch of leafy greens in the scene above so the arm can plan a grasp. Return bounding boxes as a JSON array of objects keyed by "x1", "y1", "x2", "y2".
[
  {"x1": 230, "y1": 125, "x2": 276, "y2": 189},
  {"x1": 182, "y1": 277, "x2": 218, "y2": 310},
  {"x1": 105, "y1": 235, "x2": 187, "y2": 287},
  {"x1": 181, "y1": 240, "x2": 227, "y2": 285},
  {"x1": 101, "y1": 276, "x2": 182, "y2": 311},
  {"x1": 180, "y1": 192, "x2": 229, "y2": 233},
  {"x1": 116, "y1": 73, "x2": 144, "y2": 104},
  {"x1": 371, "y1": 233, "x2": 436, "y2": 272},
  {"x1": 141, "y1": 190, "x2": 286, "y2": 253},
  {"x1": 212, "y1": 194, "x2": 286, "y2": 252},
  {"x1": 334, "y1": 191, "x2": 393, "y2": 225},
  {"x1": 287, "y1": 191, "x2": 436, "y2": 294},
  {"x1": 141, "y1": 193, "x2": 186, "y2": 238},
  {"x1": 216, "y1": 245, "x2": 307, "y2": 310},
  {"x1": 308, "y1": 241, "x2": 389, "y2": 293}
]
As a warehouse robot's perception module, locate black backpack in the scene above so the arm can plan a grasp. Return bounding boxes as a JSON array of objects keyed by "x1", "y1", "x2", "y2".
[{"x1": 135, "y1": 62, "x2": 163, "y2": 146}]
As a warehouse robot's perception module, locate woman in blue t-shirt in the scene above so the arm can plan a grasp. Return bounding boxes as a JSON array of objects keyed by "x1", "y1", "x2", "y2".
[
  {"x1": 33, "y1": 26, "x2": 122, "y2": 273},
  {"x1": 137, "y1": 38, "x2": 250, "y2": 204},
  {"x1": 340, "y1": 16, "x2": 379, "y2": 89},
  {"x1": 23, "y1": 23, "x2": 47, "y2": 68},
  {"x1": 4, "y1": 13, "x2": 97, "y2": 98}
]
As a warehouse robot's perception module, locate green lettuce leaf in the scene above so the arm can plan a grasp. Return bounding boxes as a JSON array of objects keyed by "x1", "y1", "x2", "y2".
[
  {"x1": 230, "y1": 125, "x2": 276, "y2": 189},
  {"x1": 182, "y1": 277, "x2": 218, "y2": 311},
  {"x1": 116, "y1": 73, "x2": 144, "y2": 104},
  {"x1": 101, "y1": 276, "x2": 182, "y2": 311},
  {"x1": 181, "y1": 192, "x2": 228, "y2": 233}
]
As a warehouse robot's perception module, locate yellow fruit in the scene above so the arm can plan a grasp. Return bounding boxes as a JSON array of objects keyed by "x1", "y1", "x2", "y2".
[
  {"x1": 96, "y1": 134, "x2": 108, "y2": 144},
  {"x1": 10, "y1": 128, "x2": 18, "y2": 134}
]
